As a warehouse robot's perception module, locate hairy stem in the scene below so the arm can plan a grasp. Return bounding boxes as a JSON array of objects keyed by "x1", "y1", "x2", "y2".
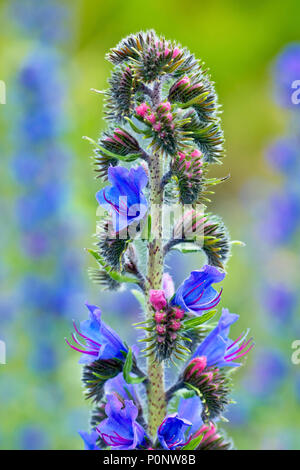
[{"x1": 145, "y1": 151, "x2": 166, "y2": 438}]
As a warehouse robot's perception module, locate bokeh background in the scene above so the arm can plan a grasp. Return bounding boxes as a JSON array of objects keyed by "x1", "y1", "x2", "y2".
[{"x1": 0, "y1": 0, "x2": 300, "y2": 449}]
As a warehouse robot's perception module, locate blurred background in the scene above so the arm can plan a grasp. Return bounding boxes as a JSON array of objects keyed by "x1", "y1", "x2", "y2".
[{"x1": 0, "y1": 0, "x2": 300, "y2": 450}]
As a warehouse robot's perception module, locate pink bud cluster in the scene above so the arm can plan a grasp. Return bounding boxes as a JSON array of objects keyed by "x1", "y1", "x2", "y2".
[
  {"x1": 173, "y1": 148, "x2": 203, "y2": 185},
  {"x1": 169, "y1": 75, "x2": 203, "y2": 101},
  {"x1": 135, "y1": 101, "x2": 175, "y2": 138},
  {"x1": 104, "y1": 127, "x2": 140, "y2": 152},
  {"x1": 149, "y1": 289, "x2": 185, "y2": 344},
  {"x1": 184, "y1": 356, "x2": 218, "y2": 387},
  {"x1": 193, "y1": 422, "x2": 220, "y2": 445},
  {"x1": 154, "y1": 42, "x2": 181, "y2": 60}
]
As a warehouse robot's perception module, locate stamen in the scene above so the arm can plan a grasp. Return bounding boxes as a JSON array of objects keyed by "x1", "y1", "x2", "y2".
[{"x1": 73, "y1": 321, "x2": 102, "y2": 348}]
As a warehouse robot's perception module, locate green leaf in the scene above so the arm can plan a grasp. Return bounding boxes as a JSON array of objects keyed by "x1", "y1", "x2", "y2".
[
  {"x1": 131, "y1": 289, "x2": 147, "y2": 312},
  {"x1": 182, "y1": 434, "x2": 203, "y2": 450},
  {"x1": 125, "y1": 117, "x2": 147, "y2": 135},
  {"x1": 123, "y1": 348, "x2": 146, "y2": 384},
  {"x1": 87, "y1": 249, "x2": 137, "y2": 284},
  {"x1": 183, "y1": 310, "x2": 216, "y2": 329}
]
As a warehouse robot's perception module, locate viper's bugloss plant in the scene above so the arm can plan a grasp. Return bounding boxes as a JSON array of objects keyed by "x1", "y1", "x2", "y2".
[{"x1": 68, "y1": 31, "x2": 254, "y2": 451}]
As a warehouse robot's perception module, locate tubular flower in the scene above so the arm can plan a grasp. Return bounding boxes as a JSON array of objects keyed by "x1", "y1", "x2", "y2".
[
  {"x1": 157, "y1": 414, "x2": 192, "y2": 450},
  {"x1": 65, "y1": 303, "x2": 127, "y2": 364},
  {"x1": 96, "y1": 165, "x2": 148, "y2": 233},
  {"x1": 191, "y1": 308, "x2": 254, "y2": 367},
  {"x1": 171, "y1": 265, "x2": 225, "y2": 315},
  {"x1": 78, "y1": 431, "x2": 100, "y2": 450},
  {"x1": 97, "y1": 394, "x2": 146, "y2": 450}
]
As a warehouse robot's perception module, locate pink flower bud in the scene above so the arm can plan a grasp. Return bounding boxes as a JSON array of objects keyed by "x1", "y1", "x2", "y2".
[
  {"x1": 149, "y1": 289, "x2": 167, "y2": 311},
  {"x1": 153, "y1": 123, "x2": 161, "y2": 132},
  {"x1": 170, "y1": 320, "x2": 181, "y2": 331},
  {"x1": 177, "y1": 77, "x2": 190, "y2": 87},
  {"x1": 173, "y1": 307, "x2": 184, "y2": 319},
  {"x1": 154, "y1": 311, "x2": 166, "y2": 323},
  {"x1": 159, "y1": 101, "x2": 171, "y2": 112},
  {"x1": 172, "y1": 48, "x2": 180, "y2": 58},
  {"x1": 146, "y1": 113, "x2": 156, "y2": 124},
  {"x1": 136, "y1": 102, "x2": 149, "y2": 117},
  {"x1": 191, "y1": 149, "x2": 202, "y2": 158},
  {"x1": 156, "y1": 325, "x2": 166, "y2": 335},
  {"x1": 185, "y1": 356, "x2": 207, "y2": 379},
  {"x1": 169, "y1": 332, "x2": 177, "y2": 341},
  {"x1": 193, "y1": 422, "x2": 219, "y2": 444}
]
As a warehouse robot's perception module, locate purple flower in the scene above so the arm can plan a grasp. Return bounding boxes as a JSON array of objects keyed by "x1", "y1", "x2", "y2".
[
  {"x1": 65, "y1": 303, "x2": 127, "y2": 364},
  {"x1": 97, "y1": 394, "x2": 146, "y2": 450},
  {"x1": 157, "y1": 414, "x2": 192, "y2": 449},
  {"x1": 78, "y1": 431, "x2": 100, "y2": 450},
  {"x1": 192, "y1": 308, "x2": 254, "y2": 368},
  {"x1": 171, "y1": 265, "x2": 225, "y2": 315},
  {"x1": 96, "y1": 166, "x2": 148, "y2": 233}
]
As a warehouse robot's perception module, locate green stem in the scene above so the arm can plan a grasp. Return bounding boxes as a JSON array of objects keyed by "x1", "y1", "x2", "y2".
[{"x1": 145, "y1": 151, "x2": 166, "y2": 438}]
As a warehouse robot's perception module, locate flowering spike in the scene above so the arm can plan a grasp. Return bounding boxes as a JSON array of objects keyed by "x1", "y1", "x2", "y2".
[{"x1": 72, "y1": 30, "x2": 253, "y2": 451}]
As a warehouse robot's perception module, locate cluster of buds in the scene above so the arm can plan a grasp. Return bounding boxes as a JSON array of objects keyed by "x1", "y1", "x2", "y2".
[
  {"x1": 171, "y1": 148, "x2": 204, "y2": 203},
  {"x1": 94, "y1": 127, "x2": 142, "y2": 179},
  {"x1": 172, "y1": 209, "x2": 206, "y2": 242},
  {"x1": 168, "y1": 75, "x2": 204, "y2": 103},
  {"x1": 168, "y1": 210, "x2": 231, "y2": 270},
  {"x1": 103, "y1": 128, "x2": 141, "y2": 155},
  {"x1": 135, "y1": 101, "x2": 178, "y2": 155},
  {"x1": 135, "y1": 42, "x2": 183, "y2": 83},
  {"x1": 141, "y1": 289, "x2": 187, "y2": 362},
  {"x1": 183, "y1": 356, "x2": 231, "y2": 420},
  {"x1": 105, "y1": 66, "x2": 136, "y2": 122},
  {"x1": 193, "y1": 422, "x2": 231, "y2": 450}
]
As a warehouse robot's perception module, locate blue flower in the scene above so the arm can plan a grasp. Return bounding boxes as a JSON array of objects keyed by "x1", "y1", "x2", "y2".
[
  {"x1": 177, "y1": 396, "x2": 203, "y2": 434},
  {"x1": 97, "y1": 394, "x2": 146, "y2": 450},
  {"x1": 78, "y1": 431, "x2": 100, "y2": 450},
  {"x1": 65, "y1": 303, "x2": 128, "y2": 364},
  {"x1": 171, "y1": 265, "x2": 225, "y2": 315},
  {"x1": 157, "y1": 414, "x2": 192, "y2": 449},
  {"x1": 105, "y1": 372, "x2": 139, "y2": 403},
  {"x1": 96, "y1": 166, "x2": 148, "y2": 233},
  {"x1": 192, "y1": 308, "x2": 254, "y2": 368}
]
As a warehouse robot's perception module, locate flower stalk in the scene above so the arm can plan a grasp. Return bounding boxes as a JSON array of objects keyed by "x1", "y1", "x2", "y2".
[{"x1": 145, "y1": 150, "x2": 166, "y2": 437}]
